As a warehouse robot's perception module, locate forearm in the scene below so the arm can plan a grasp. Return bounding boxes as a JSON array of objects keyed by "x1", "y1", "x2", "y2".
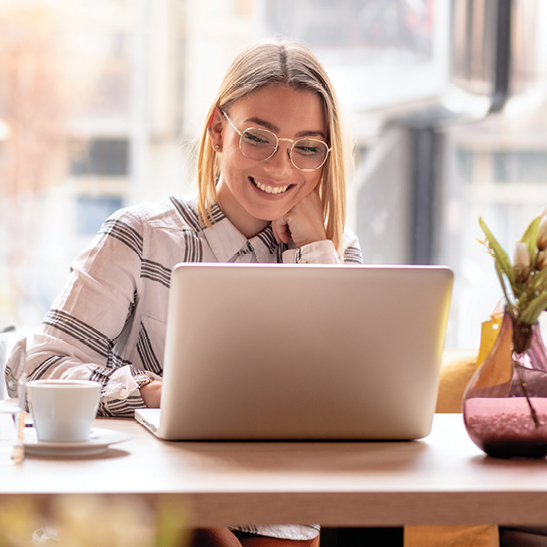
[
  {"x1": 25, "y1": 323, "x2": 156, "y2": 416},
  {"x1": 139, "y1": 380, "x2": 162, "y2": 408}
]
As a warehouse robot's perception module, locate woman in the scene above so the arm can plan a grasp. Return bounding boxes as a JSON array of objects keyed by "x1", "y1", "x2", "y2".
[{"x1": 14, "y1": 38, "x2": 363, "y2": 546}]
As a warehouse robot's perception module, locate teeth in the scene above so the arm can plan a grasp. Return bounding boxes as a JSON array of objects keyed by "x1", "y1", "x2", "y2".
[{"x1": 252, "y1": 178, "x2": 289, "y2": 194}]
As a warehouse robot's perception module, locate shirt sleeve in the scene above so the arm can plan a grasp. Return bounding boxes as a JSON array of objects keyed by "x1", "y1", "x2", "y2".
[
  {"x1": 20, "y1": 209, "x2": 148, "y2": 417},
  {"x1": 281, "y1": 227, "x2": 363, "y2": 265}
]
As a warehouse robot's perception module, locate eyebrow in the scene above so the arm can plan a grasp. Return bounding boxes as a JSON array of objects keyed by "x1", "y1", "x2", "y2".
[{"x1": 244, "y1": 117, "x2": 326, "y2": 140}]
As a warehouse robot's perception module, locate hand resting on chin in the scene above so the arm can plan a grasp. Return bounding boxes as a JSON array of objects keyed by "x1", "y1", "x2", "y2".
[{"x1": 271, "y1": 188, "x2": 327, "y2": 248}]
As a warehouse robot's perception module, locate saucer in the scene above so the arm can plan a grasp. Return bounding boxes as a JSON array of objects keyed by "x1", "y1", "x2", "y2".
[{"x1": 24, "y1": 427, "x2": 131, "y2": 458}]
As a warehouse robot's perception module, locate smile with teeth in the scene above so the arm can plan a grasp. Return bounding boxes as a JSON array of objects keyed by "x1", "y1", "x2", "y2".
[{"x1": 250, "y1": 177, "x2": 291, "y2": 195}]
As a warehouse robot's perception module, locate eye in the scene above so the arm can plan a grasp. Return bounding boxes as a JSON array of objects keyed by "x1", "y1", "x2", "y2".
[
  {"x1": 293, "y1": 140, "x2": 323, "y2": 156},
  {"x1": 243, "y1": 129, "x2": 272, "y2": 147}
]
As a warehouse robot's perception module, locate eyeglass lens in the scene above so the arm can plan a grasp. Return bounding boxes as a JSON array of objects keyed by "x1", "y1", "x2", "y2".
[{"x1": 240, "y1": 128, "x2": 328, "y2": 170}]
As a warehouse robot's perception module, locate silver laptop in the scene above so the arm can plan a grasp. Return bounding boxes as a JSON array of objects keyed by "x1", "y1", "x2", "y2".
[{"x1": 135, "y1": 263, "x2": 453, "y2": 441}]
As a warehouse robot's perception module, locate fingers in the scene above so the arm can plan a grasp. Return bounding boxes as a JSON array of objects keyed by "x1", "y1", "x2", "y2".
[
  {"x1": 272, "y1": 217, "x2": 291, "y2": 244},
  {"x1": 271, "y1": 187, "x2": 327, "y2": 247},
  {"x1": 275, "y1": 192, "x2": 326, "y2": 248}
]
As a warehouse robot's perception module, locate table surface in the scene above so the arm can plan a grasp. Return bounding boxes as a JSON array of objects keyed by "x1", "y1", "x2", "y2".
[{"x1": 3, "y1": 413, "x2": 547, "y2": 527}]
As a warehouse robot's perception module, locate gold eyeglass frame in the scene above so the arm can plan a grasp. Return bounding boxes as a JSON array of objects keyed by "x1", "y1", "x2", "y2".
[{"x1": 222, "y1": 111, "x2": 331, "y2": 172}]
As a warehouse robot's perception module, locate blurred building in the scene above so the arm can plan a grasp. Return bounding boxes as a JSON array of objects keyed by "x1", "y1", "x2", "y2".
[{"x1": 1, "y1": 0, "x2": 547, "y2": 349}]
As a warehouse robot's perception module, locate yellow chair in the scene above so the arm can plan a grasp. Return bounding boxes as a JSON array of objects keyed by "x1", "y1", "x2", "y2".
[{"x1": 435, "y1": 348, "x2": 479, "y2": 413}]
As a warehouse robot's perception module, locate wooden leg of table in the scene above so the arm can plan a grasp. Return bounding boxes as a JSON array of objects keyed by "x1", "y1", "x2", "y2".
[{"x1": 320, "y1": 527, "x2": 404, "y2": 547}]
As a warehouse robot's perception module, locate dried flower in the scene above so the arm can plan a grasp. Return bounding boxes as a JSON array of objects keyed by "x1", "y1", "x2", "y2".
[
  {"x1": 513, "y1": 242, "x2": 530, "y2": 282},
  {"x1": 537, "y1": 250, "x2": 547, "y2": 271},
  {"x1": 480, "y1": 216, "x2": 547, "y2": 325}
]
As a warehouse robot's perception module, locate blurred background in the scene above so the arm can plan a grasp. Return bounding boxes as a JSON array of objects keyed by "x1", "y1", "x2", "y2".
[{"x1": 1, "y1": 0, "x2": 547, "y2": 348}]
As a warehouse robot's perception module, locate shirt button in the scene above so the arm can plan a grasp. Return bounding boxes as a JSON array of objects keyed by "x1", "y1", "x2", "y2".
[
  {"x1": 298, "y1": 258, "x2": 308, "y2": 264},
  {"x1": 119, "y1": 388, "x2": 128, "y2": 398}
]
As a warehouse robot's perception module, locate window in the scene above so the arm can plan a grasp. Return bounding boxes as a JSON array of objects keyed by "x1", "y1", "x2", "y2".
[
  {"x1": 493, "y1": 151, "x2": 547, "y2": 184},
  {"x1": 76, "y1": 196, "x2": 123, "y2": 236},
  {"x1": 2, "y1": 0, "x2": 546, "y2": 353},
  {"x1": 69, "y1": 139, "x2": 129, "y2": 177}
]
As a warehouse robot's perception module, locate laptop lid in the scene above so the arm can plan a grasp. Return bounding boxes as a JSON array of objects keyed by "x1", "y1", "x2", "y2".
[{"x1": 139, "y1": 263, "x2": 453, "y2": 441}]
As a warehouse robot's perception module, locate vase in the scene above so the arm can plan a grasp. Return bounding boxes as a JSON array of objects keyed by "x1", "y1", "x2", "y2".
[{"x1": 463, "y1": 309, "x2": 547, "y2": 458}]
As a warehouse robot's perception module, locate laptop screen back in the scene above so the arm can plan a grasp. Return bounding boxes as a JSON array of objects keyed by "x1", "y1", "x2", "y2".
[{"x1": 151, "y1": 263, "x2": 453, "y2": 440}]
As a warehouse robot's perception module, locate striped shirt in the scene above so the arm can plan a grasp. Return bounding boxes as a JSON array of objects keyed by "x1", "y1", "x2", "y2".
[
  {"x1": 16, "y1": 193, "x2": 362, "y2": 540},
  {"x1": 23, "y1": 193, "x2": 362, "y2": 415}
]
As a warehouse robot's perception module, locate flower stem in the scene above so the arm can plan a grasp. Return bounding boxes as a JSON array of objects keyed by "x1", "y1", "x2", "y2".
[{"x1": 516, "y1": 361, "x2": 541, "y2": 428}]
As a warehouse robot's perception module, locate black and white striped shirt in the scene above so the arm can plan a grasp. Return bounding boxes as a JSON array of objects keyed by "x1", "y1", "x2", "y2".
[
  {"x1": 24, "y1": 193, "x2": 362, "y2": 417},
  {"x1": 19, "y1": 193, "x2": 362, "y2": 541}
]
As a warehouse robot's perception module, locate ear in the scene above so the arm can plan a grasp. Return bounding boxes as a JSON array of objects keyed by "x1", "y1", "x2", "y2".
[{"x1": 208, "y1": 107, "x2": 224, "y2": 153}]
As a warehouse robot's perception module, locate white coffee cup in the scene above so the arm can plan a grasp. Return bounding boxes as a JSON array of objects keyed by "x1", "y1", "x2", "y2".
[{"x1": 27, "y1": 380, "x2": 101, "y2": 443}]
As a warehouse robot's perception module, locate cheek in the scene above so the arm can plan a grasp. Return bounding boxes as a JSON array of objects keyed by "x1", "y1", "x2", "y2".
[
  {"x1": 220, "y1": 143, "x2": 254, "y2": 174},
  {"x1": 302, "y1": 172, "x2": 322, "y2": 193}
]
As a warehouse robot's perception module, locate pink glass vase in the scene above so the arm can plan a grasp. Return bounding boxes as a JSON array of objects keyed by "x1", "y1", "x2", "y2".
[{"x1": 463, "y1": 310, "x2": 547, "y2": 458}]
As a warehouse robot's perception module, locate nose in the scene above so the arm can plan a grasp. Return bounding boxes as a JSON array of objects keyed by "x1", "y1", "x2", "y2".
[{"x1": 262, "y1": 141, "x2": 295, "y2": 177}]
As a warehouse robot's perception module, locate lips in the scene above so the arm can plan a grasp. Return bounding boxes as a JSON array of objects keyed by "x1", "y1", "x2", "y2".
[{"x1": 250, "y1": 177, "x2": 291, "y2": 195}]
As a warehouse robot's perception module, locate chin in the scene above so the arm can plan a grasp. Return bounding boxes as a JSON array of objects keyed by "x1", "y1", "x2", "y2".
[{"x1": 253, "y1": 207, "x2": 290, "y2": 223}]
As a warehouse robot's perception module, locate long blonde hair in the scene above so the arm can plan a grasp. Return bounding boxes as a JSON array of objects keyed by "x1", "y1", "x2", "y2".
[{"x1": 197, "y1": 39, "x2": 349, "y2": 255}]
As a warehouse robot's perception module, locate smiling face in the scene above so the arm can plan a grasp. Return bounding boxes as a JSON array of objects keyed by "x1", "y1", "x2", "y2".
[{"x1": 211, "y1": 85, "x2": 327, "y2": 238}]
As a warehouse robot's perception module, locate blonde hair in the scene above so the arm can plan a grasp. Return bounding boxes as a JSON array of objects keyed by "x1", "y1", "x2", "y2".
[{"x1": 197, "y1": 38, "x2": 349, "y2": 255}]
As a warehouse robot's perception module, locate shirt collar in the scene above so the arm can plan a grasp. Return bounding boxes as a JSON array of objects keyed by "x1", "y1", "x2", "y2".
[
  {"x1": 203, "y1": 211, "x2": 283, "y2": 263},
  {"x1": 250, "y1": 225, "x2": 282, "y2": 263},
  {"x1": 203, "y1": 214, "x2": 249, "y2": 263},
  {"x1": 181, "y1": 192, "x2": 285, "y2": 263}
]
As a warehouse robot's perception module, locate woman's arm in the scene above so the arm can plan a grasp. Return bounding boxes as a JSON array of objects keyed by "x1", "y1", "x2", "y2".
[
  {"x1": 139, "y1": 379, "x2": 162, "y2": 408},
  {"x1": 18, "y1": 208, "x2": 150, "y2": 416}
]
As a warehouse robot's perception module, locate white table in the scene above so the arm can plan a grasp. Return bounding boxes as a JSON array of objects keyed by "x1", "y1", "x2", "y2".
[{"x1": 2, "y1": 414, "x2": 547, "y2": 528}]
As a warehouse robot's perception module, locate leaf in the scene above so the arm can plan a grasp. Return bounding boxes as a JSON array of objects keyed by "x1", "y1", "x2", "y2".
[
  {"x1": 494, "y1": 261, "x2": 513, "y2": 304},
  {"x1": 531, "y1": 267, "x2": 547, "y2": 293},
  {"x1": 520, "y1": 291, "x2": 547, "y2": 324},
  {"x1": 521, "y1": 216, "x2": 541, "y2": 270},
  {"x1": 480, "y1": 217, "x2": 515, "y2": 286}
]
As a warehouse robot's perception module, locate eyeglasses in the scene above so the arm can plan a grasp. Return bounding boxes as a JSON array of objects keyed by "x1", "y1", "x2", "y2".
[{"x1": 222, "y1": 111, "x2": 331, "y2": 172}]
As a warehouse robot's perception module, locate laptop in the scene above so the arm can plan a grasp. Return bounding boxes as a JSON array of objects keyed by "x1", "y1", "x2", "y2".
[{"x1": 135, "y1": 263, "x2": 453, "y2": 441}]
